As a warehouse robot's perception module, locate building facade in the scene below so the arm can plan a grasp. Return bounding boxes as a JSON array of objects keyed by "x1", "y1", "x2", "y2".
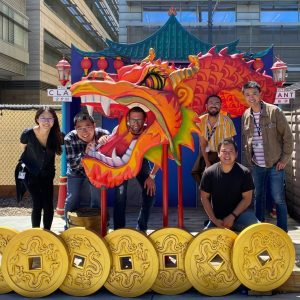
[
  {"x1": 119, "y1": 0, "x2": 300, "y2": 83},
  {"x1": 0, "y1": 0, "x2": 118, "y2": 104},
  {"x1": 0, "y1": 0, "x2": 29, "y2": 91}
]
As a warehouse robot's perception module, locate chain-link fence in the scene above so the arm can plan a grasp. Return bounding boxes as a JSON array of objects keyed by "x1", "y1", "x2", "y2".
[{"x1": 0, "y1": 105, "x2": 62, "y2": 191}]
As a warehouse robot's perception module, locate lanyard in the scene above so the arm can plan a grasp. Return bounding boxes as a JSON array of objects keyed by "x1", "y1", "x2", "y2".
[
  {"x1": 252, "y1": 114, "x2": 261, "y2": 136},
  {"x1": 206, "y1": 124, "x2": 217, "y2": 142},
  {"x1": 251, "y1": 102, "x2": 263, "y2": 136}
]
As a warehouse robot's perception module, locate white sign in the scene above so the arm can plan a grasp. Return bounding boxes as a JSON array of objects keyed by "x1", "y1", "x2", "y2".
[
  {"x1": 53, "y1": 96, "x2": 72, "y2": 102},
  {"x1": 47, "y1": 86, "x2": 72, "y2": 102},
  {"x1": 47, "y1": 89, "x2": 72, "y2": 97},
  {"x1": 274, "y1": 88, "x2": 295, "y2": 105},
  {"x1": 275, "y1": 89, "x2": 295, "y2": 99}
]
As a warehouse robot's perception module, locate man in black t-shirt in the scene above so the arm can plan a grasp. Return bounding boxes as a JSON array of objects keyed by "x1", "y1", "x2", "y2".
[{"x1": 200, "y1": 139, "x2": 258, "y2": 232}]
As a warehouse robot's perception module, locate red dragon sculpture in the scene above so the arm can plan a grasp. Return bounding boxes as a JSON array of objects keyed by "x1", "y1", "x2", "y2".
[{"x1": 70, "y1": 47, "x2": 276, "y2": 188}]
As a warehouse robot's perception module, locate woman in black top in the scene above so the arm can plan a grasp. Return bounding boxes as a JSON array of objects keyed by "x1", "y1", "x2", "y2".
[{"x1": 20, "y1": 107, "x2": 63, "y2": 230}]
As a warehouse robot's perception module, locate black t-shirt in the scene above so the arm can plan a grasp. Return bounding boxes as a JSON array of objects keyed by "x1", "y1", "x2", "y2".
[
  {"x1": 20, "y1": 128, "x2": 56, "y2": 177},
  {"x1": 200, "y1": 162, "x2": 254, "y2": 219}
]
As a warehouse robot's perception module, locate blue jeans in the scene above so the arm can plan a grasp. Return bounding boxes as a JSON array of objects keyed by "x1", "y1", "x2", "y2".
[
  {"x1": 252, "y1": 165, "x2": 287, "y2": 232},
  {"x1": 205, "y1": 210, "x2": 259, "y2": 232},
  {"x1": 64, "y1": 175, "x2": 101, "y2": 228},
  {"x1": 114, "y1": 160, "x2": 155, "y2": 231}
]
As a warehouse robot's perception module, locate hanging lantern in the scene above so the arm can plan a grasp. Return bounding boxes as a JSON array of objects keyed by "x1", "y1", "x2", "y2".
[
  {"x1": 80, "y1": 56, "x2": 92, "y2": 76},
  {"x1": 56, "y1": 58, "x2": 71, "y2": 86},
  {"x1": 113, "y1": 57, "x2": 124, "y2": 71},
  {"x1": 97, "y1": 56, "x2": 108, "y2": 70},
  {"x1": 252, "y1": 58, "x2": 264, "y2": 71},
  {"x1": 271, "y1": 57, "x2": 287, "y2": 87}
]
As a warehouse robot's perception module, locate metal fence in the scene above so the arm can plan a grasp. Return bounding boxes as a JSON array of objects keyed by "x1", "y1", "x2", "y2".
[{"x1": 0, "y1": 105, "x2": 62, "y2": 187}]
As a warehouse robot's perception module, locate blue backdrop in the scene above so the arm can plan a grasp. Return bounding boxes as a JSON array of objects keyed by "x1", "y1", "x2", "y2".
[{"x1": 67, "y1": 44, "x2": 273, "y2": 207}]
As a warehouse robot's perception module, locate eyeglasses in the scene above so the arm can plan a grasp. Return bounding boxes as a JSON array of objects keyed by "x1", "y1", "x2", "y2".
[
  {"x1": 129, "y1": 118, "x2": 144, "y2": 124},
  {"x1": 39, "y1": 117, "x2": 54, "y2": 122},
  {"x1": 76, "y1": 126, "x2": 94, "y2": 132}
]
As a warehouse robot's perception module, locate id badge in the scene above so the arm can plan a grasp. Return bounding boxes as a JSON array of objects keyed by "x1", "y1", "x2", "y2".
[
  {"x1": 253, "y1": 143, "x2": 263, "y2": 149},
  {"x1": 18, "y1": 171, "x2": 26, "y2": 179}
]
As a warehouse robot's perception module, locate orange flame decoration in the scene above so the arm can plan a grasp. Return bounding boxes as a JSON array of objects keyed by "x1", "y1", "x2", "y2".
[{"x1": 70, "y1": 47, "x2": 276, "y2": 188}]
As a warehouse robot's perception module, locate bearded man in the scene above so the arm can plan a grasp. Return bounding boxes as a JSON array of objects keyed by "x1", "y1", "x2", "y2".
[{"x1": 192, "y1": 95, "x2": 236, "y2": 184}]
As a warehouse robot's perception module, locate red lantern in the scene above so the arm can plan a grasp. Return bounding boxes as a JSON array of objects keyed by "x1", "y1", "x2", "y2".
[
  {"x1": 113, "y1": 57, "x2": 124, "y2": 71},
  {"x1": 81, "y1": 56, "x2": 92, "y2": 76},
  {"x1": 252, "y1": 58, "x2": 264, "y2": 71},
  {"x1": 97, "y1": 56, "x2": 108, "y2": 70}
]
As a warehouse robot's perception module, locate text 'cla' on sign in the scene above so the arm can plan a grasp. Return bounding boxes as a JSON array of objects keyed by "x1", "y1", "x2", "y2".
[
  {"x1": 47, "y1": 87, "x2": 72, "y2": 102},
  {"x1": 47, "y1": 89, "x2": 71, "y2": 97},
  {"x1": 274, "y1": 88, "x2": 295, "y2": 104}
]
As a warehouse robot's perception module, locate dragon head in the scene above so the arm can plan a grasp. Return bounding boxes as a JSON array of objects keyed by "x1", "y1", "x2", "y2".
[
  {"x1": 70, "y1": 47, "x2": 276, "y2": 188},
  {"x1": 70, "y1": 56, "x2": 200, "y2": 188}
]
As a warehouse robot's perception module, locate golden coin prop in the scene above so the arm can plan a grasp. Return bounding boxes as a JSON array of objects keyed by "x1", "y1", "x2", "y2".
[
  {"x1": 104, "y1": 228, "x2": 159, "y2": 297},
  {"x1": 59, "y1": 227, "x2": 111, "y2": 296},
  {"x1": 1, "y1": 228, "x2": 69, "y2": 298},
  {"x1": 0, "y1": 227, "x2": 19, "y2": 294},
  {"x1": 232, "y1": 223, "x2": 295, "y2": 292},
  {"x1": 185, "y1": 228, "x2": 240, "y2": 296},
  {"x1": 149, "y1": 227, "x2": 193, "y2": 295}
]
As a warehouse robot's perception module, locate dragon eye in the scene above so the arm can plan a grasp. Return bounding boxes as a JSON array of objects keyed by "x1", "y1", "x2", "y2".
[{"x1": 141, "y1": 72, "x2": 166, "y2": 90}]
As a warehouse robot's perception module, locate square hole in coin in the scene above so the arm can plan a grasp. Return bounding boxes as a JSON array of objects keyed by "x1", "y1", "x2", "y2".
[
  {"x1": 257, "y1": 250, "x2": 272, "y2": 267},
  {"x1": 209, "y1": 254, "x2": 224, "y2": 271},
  {"x1": 164, "y1": 255, "x2": 178, "y2": 268},
  {"x1": 28, "y1": 256, "x2": 42, "y2": 270},
  {"x1": 120, "y1": 256, "x2": 133, "y2": 270},
  {"x1": 73, "y1": 254, "x2": 86, "y2": 269}
]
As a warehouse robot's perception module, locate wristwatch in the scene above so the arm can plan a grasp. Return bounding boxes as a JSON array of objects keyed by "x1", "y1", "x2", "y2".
[{"x1": 149, "y1": 174, "x2": 156, "y2": 180}]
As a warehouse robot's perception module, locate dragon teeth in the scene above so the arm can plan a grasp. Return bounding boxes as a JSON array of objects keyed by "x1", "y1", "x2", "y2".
[
  {"x1": 86, "y1": 105, "x2": 94, "y2": 116},
  {"x1": 128, "y1": 139, "x2": 137, "y2": 151},
  {"x1": 86, "y1": 140, "x2": 137, "y2": 167},
  {"x1": 100, "y1": 95, "x2": 111, "y2": 115},
  {"x1": 112, "y1": 148, "x2": 123, "y2": 167}
]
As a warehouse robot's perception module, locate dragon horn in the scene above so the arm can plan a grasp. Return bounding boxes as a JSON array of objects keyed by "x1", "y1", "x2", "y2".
[
  {"x1": 208, "y1": 46, "x2": 216, "y2": 54},
  {"x1": 169, "y1": 56, "x2": 199, "y2": 90},
  {"x1": 219, "y1": 47, "x2": 228, "y2": 56}
]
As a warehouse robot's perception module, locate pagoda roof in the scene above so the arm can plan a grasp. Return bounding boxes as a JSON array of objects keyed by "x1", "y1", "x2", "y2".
[
  {"x1": 72, "y1": 15, "x2": 273, "y2": 63},
  {"x1": 104, "y1": 14, "x2": 239, "y2": 61}
]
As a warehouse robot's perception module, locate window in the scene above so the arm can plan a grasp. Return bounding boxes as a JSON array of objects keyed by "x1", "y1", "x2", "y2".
[
  {"x1": 261, "y1": 4, "x2": 299, "y2": 22},
  {"x1": 44, "y1": 30, "x2": 71, "y2": 67},
  {"x1": 44, "y1": 0, "x2": 107, "y2": 50},
  {"x1": 0, "y1": 15, "x2": 2, "y2": 40},
  {"x1": 14, "y1": 23, "x2": 27, "y2": 49},
  {"x1": 201, "y1": 11, "x2": 236, "y2": 23},
  {"x1": 0, "y1": 2, "x2": 28, "y2": 48},
  {"x1": 200, "y1": 4, "x2": 236, "y2": 23}
]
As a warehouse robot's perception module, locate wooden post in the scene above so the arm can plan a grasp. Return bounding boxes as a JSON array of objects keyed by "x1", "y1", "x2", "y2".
[
  {"x1": 100, "y1": 188, "x2": 107, "y2": 236},
  {"x1": 177, "y1": 146, "x2": 183, "y2": 228},
  {"x1": 162, "y1": 144, "x2": 169, "y2": 227}
]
